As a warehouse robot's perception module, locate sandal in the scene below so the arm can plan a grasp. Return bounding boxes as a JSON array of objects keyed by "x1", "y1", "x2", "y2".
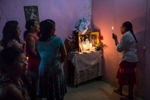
[{"x1": 113, "y1": 89, "x2": 123, "y2": 95}]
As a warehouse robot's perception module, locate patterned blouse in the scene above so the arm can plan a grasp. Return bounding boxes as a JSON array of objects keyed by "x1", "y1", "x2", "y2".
[{"x1": 0, "y1": 74, "x2": 31, "y2": 100}]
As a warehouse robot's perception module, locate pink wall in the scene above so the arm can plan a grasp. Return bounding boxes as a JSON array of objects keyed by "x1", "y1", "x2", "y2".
[
  {"x1": 92, "y1": 0, "x2": 150, "y2": 99},
  {"x1": 0, "y1": 0, "x2": 91, "y2": 40}
]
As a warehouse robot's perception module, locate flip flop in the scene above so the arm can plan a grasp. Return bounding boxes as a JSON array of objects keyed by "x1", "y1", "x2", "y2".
[{"x1": 113, "y1": 89, "x2": 123, "y2": 95}]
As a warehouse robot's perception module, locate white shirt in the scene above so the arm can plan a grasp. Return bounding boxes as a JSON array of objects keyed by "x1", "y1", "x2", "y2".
[{"x1": 116, "y1": 31, "x2": 138, "y2": 62}]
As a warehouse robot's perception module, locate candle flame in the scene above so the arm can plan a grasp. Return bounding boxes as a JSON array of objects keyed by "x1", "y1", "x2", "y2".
[
  {"x1": 112, "y1": 26, "x2": 114, "y2": 30},
  {"x1": 26, "y1": 57, "x2": 29, "y2": 61}
]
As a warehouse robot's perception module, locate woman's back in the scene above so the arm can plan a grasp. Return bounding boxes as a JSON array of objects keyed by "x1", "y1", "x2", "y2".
[
  {"x1": 37, "y1": 35, "x2": 63, "y2": 62},
  {"x1": 37, "y1": 35, "x2": 67, "y2": 99}
]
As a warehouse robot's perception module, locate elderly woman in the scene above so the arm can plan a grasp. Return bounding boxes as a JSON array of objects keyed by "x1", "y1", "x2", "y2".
[
  {"x1": 0, "y1": 47, "x2": 30, "y2": 100},
  {"x1": 112, "y1": 21, "x2": 138, "y2": 100}
]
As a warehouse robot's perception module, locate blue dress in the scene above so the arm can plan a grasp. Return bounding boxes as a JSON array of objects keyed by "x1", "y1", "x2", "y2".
[{"x1": 36, "y1": 35, "x2": 67, "y2": 100}]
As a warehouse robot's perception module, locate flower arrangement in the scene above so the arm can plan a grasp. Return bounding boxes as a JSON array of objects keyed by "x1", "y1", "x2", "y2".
[{"x1": 96, "y1": 35, "x2": 104, "y2": 50}]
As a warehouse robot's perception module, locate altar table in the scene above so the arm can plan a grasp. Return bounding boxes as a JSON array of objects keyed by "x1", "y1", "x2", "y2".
[{"x1": 68, "y1": 50, "x2": 103, "y2": 86}]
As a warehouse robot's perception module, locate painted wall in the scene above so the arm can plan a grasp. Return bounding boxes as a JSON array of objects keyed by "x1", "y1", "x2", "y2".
[
  {"x1": 92, "y1": 0, "x2": 150, "y2": 99},
  {"x1": 1, "y1": 0, "x2": 150, "y2": 99},
  {"x1": 0, "y1": 0, "x2": 92, "y2": 80},
  {"x1": 0, "y1": 0, "x2": 91, "y2": 40}
]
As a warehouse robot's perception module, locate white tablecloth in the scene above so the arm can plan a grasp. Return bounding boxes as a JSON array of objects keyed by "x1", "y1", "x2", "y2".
[
  {"x1": 72, "y1": 51, "x2": 102, "y2": 74},
  {"x1": 69, "y1": 50, "x2": 103, "y2": 86}
]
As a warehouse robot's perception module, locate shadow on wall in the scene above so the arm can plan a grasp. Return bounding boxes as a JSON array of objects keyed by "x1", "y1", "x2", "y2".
[
  {"x1": 134, "y1": 30, "x2": 148, "y2": 99},
  {"x1": 135, "y1": 30, "x2": 146, "y2": 69},
  {"x1": 131, "y1": 13, "x2": 148, "y2": 76},
  {"x1": 132, "y1": 17, "x2": 150, "y2": 99}
]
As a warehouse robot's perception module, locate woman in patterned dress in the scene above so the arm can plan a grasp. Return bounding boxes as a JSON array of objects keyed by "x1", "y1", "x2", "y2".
[{"x1": 37, "y1": 19, "x2": 67, "y2": 100}]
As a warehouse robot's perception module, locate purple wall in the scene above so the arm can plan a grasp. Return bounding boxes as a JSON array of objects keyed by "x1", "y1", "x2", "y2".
[
  {"x1": 1, "y1": 0, "x2": 149, "y2": 99},
  {"x1": 92, "y1": 0, "x2": 150, "y2": 99},
  {"x1": 0, "y1": 0, "x2": 91, "y2": 84},
  {"x1": 0, "y1": 0, "x2": 91, "y2": 40}
]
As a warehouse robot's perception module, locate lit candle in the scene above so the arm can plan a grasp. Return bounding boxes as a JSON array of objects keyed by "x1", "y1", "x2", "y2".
[
  {"x1": 90, "y1": 43, "x2": 92, "y2": 51},
  {"x1": 82, "y1": 43, "x2": 86, "y2": 52},
  {"x1": 112, "y1": 26, "x2": 114, "y2": 33}
]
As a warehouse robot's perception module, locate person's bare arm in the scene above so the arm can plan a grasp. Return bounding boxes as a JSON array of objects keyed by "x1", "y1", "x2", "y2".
[
  {"x1": 20, "y1": 39, "x2": 26, "y2": 45},
  {"x1": 10, "y1": 41, "x2": 21, "y2": 49},
  {"x1": 0, "y1": 84, "x2": 25, "y2": 100},
  {"x1": 60, "y1": 45, "x2": 67, "y2": 63},
  {"x1": 25, "y1": 36, "x2": 39, "y2": 58}
]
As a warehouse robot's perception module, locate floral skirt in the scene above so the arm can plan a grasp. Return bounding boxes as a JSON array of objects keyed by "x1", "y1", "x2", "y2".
[
  {"x1": 117, "y1": 61, "x2": 137, "y2": 85},
  {"x1": 38, "y1": 67, "x2": 67, "y2": 100}
]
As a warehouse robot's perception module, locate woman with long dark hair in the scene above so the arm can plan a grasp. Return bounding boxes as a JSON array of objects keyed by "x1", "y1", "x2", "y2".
[
  {"x1": 1, "y1": 20, "x2": 26, "y2": 51},
  {"x1": 37, "y1": 19, "x2": 67, "y2": 100},
  {"x1": 112, "y1": 21, "x2": 138, "y2": 100},
  {"x1": 0, "y1": 20, "x2": 26, "y2": 77}
]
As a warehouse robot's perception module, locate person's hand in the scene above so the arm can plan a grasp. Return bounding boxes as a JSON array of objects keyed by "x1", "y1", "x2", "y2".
[
  {"x1": 112, "y1": 33, "x2": 117, "y2": 40},
  {"x1": 112, "y1": 33, "x2": 119, "y2": 45}
]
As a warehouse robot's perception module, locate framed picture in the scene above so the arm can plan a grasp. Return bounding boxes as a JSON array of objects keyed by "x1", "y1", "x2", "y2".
[
  {"x1": 78, "y1": 32, "x2": 91, "y2": 52},
  {"x1": 24, "y1": 6, "x2": 40, "y2": 22},
  {"x1": 78, "y1": 34, "x2": 90, "y2": 43},
  {"x1": 90, "y1": 32, "x2": 100, "y2": 47}
]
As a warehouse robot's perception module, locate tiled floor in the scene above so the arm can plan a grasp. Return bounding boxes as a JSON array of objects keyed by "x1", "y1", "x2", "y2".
[{"x1": 64, "y1": 80, "x2": 143, "y2": 100}]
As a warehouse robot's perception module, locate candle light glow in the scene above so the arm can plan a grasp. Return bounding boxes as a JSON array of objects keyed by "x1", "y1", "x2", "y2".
[{"x1": 112, "y1": 26, "x2": 114, "y2": 33}]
